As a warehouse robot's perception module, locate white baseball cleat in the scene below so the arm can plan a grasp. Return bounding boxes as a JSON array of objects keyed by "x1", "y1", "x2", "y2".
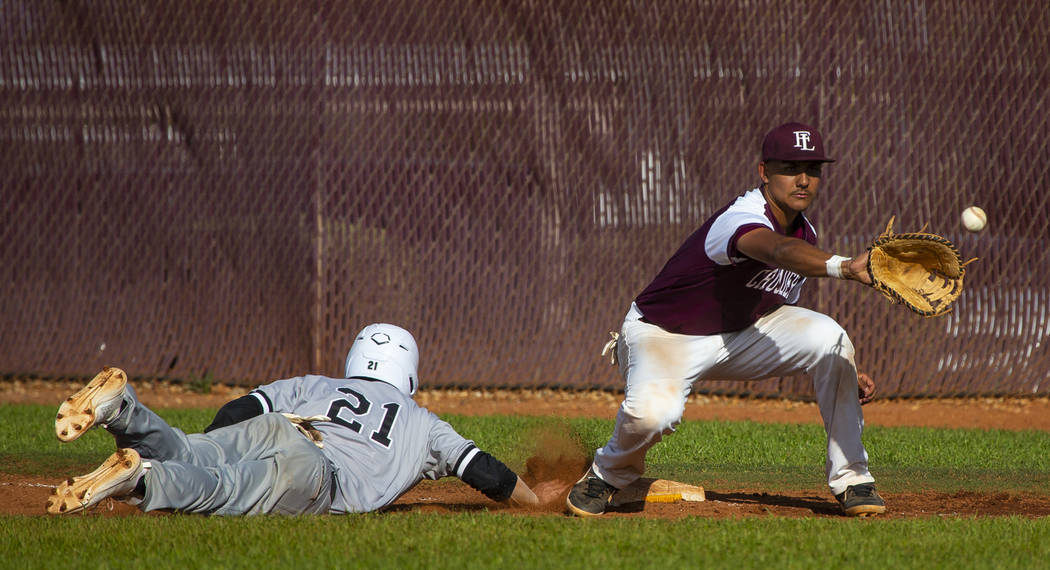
[
  {"x1": 55, "y1": 366, "x2": 128, "y2": 442},
  {"x1": 46, "y1": 448, "x2": 144, "y2": 514}
]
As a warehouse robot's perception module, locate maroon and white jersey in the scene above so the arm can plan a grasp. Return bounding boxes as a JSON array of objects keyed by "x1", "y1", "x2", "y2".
[{"x1": 634, "y1": 188, "x2": 817, "y2": 335}]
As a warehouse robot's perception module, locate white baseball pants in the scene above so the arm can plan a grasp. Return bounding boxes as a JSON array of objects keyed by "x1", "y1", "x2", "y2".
[{"x1": 592, "y1": 303, "x2": 875, "y2": 496}]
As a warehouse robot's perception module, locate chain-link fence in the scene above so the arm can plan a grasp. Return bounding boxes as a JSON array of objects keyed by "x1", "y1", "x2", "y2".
[{"x1": 2, "y1": 1, "x2": 1047, "y2": 397}]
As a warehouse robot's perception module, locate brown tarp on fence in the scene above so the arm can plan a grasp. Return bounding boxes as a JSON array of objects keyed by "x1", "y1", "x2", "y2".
[{"x1": 2, "y1": 1, "x2": 1047, "y2": 397}]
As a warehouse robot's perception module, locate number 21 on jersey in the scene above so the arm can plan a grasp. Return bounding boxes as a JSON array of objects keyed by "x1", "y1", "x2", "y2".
[{"x1": 326, "y1": 386, "x2": 400, "y2": 447}]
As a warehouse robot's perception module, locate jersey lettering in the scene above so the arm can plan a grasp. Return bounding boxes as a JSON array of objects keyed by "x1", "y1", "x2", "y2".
[
  {"x1": 325, "y1": 387, "x2": 402, "y2": 447},
  {"x1": 745, "y1": 268, "x2": 804, "y2": 298},
  {"x1": 327, "y1": 387, "x2": 370, "y2": 433},
  {"x1": 370, "y1": 403, "x2": 400, "y2": 447}
]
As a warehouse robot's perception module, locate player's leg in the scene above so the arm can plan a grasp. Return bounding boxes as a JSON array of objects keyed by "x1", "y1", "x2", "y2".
[
  {"x1": 706, "y1": 305, "x2": 883, "y2": 514},
  {"x1": 55, "y1": 366, "x2": 133, "y2": 442},
  {"x1": 54, "y1": 367, "x2": 199, "y2": 461},
  {"x1": 139, "y1": 414, "x2": 333, "y2": 515},
  {"x1": 593, "y1": 315, "x2": 715, "y2": 489},
  {"x1": 569, "y1": 304, "x2": 720, "y2": 516},
  {"x1": 46, "y1": 448, "x2": 147, "y2": 514}
]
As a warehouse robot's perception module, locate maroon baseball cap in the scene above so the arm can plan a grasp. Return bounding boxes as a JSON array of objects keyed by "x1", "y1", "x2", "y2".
[{"x1": 761, "y1": 122, "x2": 835, "y2": 163}]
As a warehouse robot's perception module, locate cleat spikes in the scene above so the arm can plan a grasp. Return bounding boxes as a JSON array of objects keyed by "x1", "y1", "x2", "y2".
[
  {"x1": 55, "y1": 367, "x2": 128, "y2": 443},
  {"x1": 46, "y1": 448, "x2": 144, "y2": 515}
]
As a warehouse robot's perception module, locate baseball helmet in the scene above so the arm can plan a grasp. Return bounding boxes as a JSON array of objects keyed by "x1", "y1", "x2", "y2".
[{"x1": 343, "y1": 323, "x2": 419, "y2": 396}]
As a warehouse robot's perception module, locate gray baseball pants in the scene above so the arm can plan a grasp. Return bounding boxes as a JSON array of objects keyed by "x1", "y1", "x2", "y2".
[{"x1": 106, "y1": 386, "x2": 334, "y2": 515}]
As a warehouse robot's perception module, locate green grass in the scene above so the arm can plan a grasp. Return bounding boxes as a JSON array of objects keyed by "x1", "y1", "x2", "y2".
[
  {"x1": 0, "y1": 405, "x2": 212, "y2": 475},
  {"x1": 2, "y1": 514, "x2": 1050, "y2": 569},
  {"x1": 3, "y1": 403, "x2": 1050, "y2": 569}
]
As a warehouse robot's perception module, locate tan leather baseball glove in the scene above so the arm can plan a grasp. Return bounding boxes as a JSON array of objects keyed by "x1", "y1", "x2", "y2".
[{"x1": 867, "y1": 217, "x2": 977, "y2": 317}]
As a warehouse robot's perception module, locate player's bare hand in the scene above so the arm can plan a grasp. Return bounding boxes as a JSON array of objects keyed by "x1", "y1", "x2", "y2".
[
  {"x1": 509, "y1": 477, "x2": 570, "y2": 507},
  {"x1": 858, "y1": 372, "x2": 876, "y2": 405},
  {"x1": 845, "y1": 252, "x2": 873, "y2": 285},
  {"x1": 531, "y1": 480, "x2": 570, "y2": 505}
]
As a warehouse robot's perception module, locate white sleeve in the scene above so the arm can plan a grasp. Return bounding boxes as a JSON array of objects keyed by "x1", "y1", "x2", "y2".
[
  {"x1": 704, "y1": 190, "x2": 774, "y2": 265},
  {"x1": 422, "y1": 416, "x2": 478, "y2": 480},
  {"x1": 705, "y1": 212, "x2": 773, "y2": 265},
  {"x1": 251, "y1": 376, "x2": 311, "y2": 412}
]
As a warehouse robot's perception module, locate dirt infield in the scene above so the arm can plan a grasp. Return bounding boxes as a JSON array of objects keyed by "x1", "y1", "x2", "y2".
[
  {"x1": 5, "y1": 379, "x2": 1050, "y2": 519},
  {"x1": 10, "y1": 476, "x2": 1050, "y2": 519}
]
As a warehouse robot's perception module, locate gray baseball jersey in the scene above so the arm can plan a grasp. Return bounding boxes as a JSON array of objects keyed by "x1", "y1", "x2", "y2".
[{"x1": 250, "y1": 375, "x2": 478, "y2": 514}]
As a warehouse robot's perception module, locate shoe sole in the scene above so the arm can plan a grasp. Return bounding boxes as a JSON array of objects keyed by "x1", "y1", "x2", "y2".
[
  {"x1": 567, "y1": 497, "x2": 609, "y2": 520},
  {"x1": 844, "y1": 504, "x2": 886, "y2": 517},
  {"x1": 55, "y1": 367, "x2": 127, "y2": 442},
  {"x1": 46, "y1": 448, "x2": 141, "y2": 515}
]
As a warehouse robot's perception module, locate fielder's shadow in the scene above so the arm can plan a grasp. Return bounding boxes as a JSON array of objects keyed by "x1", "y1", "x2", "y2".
[{"x1": 702, "y1": 490, "x2": 841, "y2": 516}]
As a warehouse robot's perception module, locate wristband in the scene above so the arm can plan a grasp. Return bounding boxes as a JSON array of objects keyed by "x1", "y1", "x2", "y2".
[{"x1": 825, "y1": 255, "x2": 850, "y2": 279}]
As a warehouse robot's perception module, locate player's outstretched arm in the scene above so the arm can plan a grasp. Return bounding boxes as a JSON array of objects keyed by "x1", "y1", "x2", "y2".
[
  {"x1": 737, "y1": 227, "x2": 833, "y2": 277},
  {"x1": 458, "y1": 449, "x2": 548, "y2": 506},
  {"x1": 508, "y1": 476, "x2": 539, "y2": 506},
  {"x1": 737, "y1": 227, "x2": 871, "y2": 284},
  {"x1": 843, "y1": 250, "x2": 873, "y2": 285}
]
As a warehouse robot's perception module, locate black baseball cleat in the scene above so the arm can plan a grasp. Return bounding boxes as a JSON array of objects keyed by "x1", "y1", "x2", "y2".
[
  {"x1": 566, "y1": 469, "x2": 617, "y2": 517},
  {"x1": 835, "y1": 483, "x2": 886, "y2": 517}
]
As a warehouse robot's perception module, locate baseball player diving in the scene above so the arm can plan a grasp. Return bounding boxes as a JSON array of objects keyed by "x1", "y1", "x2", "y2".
[
  {"x1": 48, "y1": 323, "x2": 544, "y2": 515},
  {"x1": 567, "y1": 122, "x2": 886, "y2": 518}
]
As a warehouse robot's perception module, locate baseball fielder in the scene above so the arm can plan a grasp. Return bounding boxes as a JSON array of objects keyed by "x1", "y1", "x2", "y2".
[
  {"x1": 567, "y1": 122, "x2": 886, "y2": 518},
  {"x1": 48, "y1": 323, "x2": 540, "y2": 515}
]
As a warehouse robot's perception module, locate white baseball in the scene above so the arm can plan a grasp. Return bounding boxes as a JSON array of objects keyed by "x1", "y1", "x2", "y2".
[{"x1": 961, "y1": 206, "x2": 987, "y2": 233}]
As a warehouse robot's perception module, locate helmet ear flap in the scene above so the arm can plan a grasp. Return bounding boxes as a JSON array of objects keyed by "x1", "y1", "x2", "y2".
[{"x1": 343, "y1": 323, "x2": 419, "y2": 396}]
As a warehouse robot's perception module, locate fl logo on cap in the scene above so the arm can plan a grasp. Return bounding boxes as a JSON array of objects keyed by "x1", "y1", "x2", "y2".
[{"x1": 793, "y1": 130, "x2": 815, "y2": 152}]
